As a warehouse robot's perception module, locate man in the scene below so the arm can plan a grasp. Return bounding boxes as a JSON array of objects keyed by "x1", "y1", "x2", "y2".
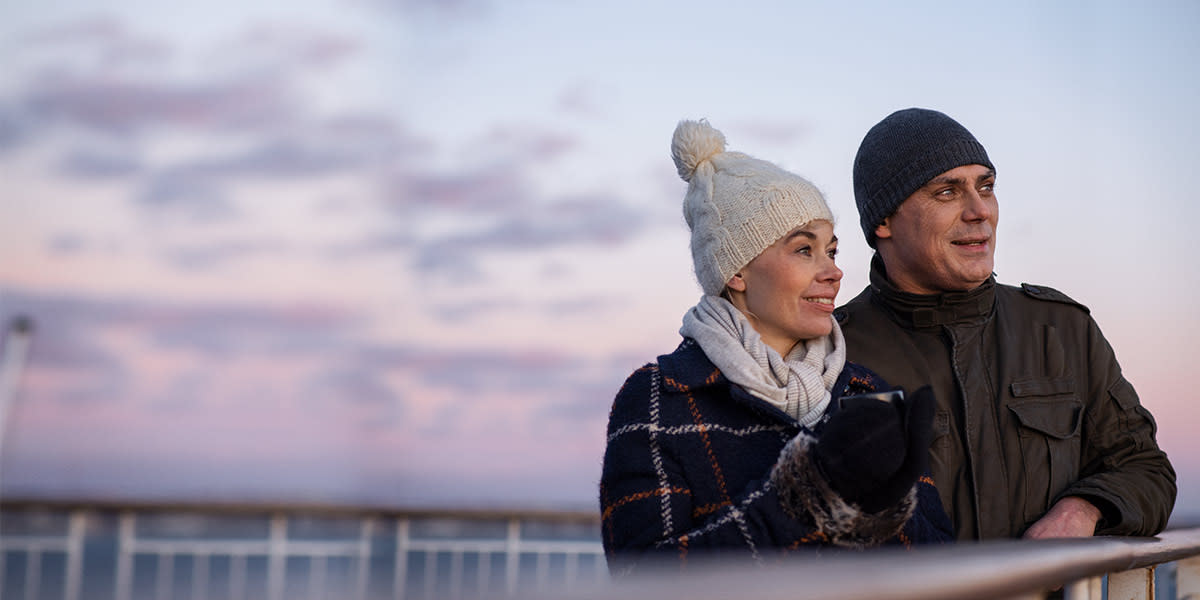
[{"x1": 834, "y1": 108, "x2": 1176, "y2": 540}]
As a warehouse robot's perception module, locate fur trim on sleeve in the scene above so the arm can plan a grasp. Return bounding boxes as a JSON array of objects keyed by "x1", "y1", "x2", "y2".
[{"x1": 769, "y1": 431, "x2": 916, "y2": 549}]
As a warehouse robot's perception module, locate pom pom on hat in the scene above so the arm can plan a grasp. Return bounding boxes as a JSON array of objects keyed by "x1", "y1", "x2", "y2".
[
  {"x1": 672, "y1": 118, "x2": 835, "y2": 296},
  {"x1": 672, "y1": 119, "x2": 726, "y2": 182}
]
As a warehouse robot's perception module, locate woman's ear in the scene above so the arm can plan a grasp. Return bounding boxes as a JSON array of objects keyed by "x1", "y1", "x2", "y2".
[{"x1": 726, "y1": 272, "x2": 747, "y2": 292}]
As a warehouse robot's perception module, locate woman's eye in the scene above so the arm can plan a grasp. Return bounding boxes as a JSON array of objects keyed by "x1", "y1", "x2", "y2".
[
  {"x1": 827, "y1": 248, "x2": 839, "y2": 259},
  {"x1": 795, "y1": 246, "x2": 811, "y2": 256}
]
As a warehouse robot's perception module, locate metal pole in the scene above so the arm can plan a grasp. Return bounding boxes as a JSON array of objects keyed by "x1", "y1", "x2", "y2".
[
  {"x1": 0, "y1": 315, "x2": 34, "y2": 570},
  {"x1": 0, "y1": 316, "x2": 35, "y2": 468}
]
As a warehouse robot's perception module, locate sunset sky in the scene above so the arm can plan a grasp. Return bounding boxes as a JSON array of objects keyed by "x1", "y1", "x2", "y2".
[{"x1": 1, "y1": 0, "x2": 1198, "y2": 521}]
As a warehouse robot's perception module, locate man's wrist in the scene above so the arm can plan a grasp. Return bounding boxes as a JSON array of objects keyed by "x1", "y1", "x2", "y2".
[
  {"x1": 1060, "y1": 496, "x2": 1102, "y2": 530},
  {"x1": 1061, "y1": 494, "x2": 1116, "y2": 530}
]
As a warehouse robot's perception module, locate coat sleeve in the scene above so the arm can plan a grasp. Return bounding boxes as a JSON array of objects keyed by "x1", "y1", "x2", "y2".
[
  {"x1": 599, "y1": 365, "x2": 928, "y2": 575},
  {"x1": 1056, "y1": 318, "x2": 1176, "y2": 536},
  {"x1": 897, "y1": 475, "x2": 956, "y2": 545}
]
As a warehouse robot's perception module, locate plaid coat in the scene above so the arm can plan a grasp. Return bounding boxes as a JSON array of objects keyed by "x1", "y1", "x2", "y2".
[{"x1": 599, "y1": 338, "x2": 953, "y2": 573}]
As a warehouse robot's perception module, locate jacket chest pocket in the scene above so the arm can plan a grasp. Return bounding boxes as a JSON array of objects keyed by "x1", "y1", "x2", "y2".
[{"x1": 1008, "y1": 377, "x2": 1082, "y2": 525}]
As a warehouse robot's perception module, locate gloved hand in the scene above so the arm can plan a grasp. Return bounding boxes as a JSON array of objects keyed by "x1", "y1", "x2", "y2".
[{"x1": 813, "y1": 386, "x2": 935, "y2": 513}]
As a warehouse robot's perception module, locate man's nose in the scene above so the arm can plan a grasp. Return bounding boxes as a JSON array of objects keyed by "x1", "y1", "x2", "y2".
[{"x1": 963, "y1": 189, "x2": 995, "y2": 222}]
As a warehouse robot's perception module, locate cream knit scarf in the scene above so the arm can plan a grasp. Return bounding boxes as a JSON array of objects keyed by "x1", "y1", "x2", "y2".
[{"x1": 680, "y1": 295, "x2": 846, "y2": 427}]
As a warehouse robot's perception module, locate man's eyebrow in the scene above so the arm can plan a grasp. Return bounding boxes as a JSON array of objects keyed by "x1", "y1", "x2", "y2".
[
  {"x1": 926, "y1": 169, "x2": 996, "y2": 187},
  {"x1": 926, "y1": 174, "x2": 966, "y2": 187}
]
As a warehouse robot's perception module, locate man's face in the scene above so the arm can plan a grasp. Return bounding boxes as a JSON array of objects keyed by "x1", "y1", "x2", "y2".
[{"x1": 875, "y1": 164, "x2": 998, "y2": 294}]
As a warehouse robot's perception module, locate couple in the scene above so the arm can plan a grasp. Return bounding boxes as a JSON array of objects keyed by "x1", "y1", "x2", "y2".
[{"x1": 599, "y1": 109, "x2": 1176, "y2": 571}]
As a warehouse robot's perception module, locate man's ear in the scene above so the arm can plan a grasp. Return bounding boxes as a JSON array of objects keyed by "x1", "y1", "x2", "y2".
[
  {"x1": 874, "y1": 217, "x2": 893, "y2": 240},
  {"x1": 726, "y1": 272, "x2": 747, "y2": 292}
]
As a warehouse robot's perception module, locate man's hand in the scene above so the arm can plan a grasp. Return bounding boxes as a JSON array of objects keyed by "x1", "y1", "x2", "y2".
[{"x1": 1023, "y1": 496, "x2": 1102, "y2": 539}]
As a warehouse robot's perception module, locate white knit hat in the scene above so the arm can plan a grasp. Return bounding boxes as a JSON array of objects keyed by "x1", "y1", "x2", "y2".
[{"x1": 672, "y1": 119, "x2": 834, "y2": 296}]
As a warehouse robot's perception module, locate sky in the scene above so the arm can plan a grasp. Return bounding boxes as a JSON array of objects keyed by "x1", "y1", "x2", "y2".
[{"x1": 1, "y1": 0, "x2": 1198, "y2": 521}]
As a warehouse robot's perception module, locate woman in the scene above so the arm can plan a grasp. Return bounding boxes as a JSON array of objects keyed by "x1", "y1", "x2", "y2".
[{"x1": 599, "y1": 119, "x2": 952, "y2": 573}]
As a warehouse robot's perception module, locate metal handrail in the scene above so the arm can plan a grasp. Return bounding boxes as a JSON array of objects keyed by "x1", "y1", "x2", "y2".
[{"x1": 555, "y1": 528, "x2": 1200, "y2": 600}]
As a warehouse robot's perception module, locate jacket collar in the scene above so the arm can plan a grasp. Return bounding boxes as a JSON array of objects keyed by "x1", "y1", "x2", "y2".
[
  {"x1": 868, "y1": 254, "x2": 995, "y2": 328},
  {"x1": 657, "y1": 338, "x2": 727, "y2": 392},
  {"x1": 658, "y1": 338, "x2": 799, "y2": 425}
]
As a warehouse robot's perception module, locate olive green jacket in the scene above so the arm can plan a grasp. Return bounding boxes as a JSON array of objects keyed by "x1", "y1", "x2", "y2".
[{"x1": 835, "y1": 256, "x2": 1176, "y2": 540}]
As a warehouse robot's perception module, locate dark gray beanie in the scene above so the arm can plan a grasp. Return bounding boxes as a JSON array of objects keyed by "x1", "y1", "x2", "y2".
[{"x1": 853, "y1": 108, "x2": 994, "y2": 248}]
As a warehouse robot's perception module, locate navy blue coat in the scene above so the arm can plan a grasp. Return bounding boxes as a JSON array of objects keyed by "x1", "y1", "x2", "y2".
[{"x1": 599, "y1": 338, "x2": 953, "y2": 573}]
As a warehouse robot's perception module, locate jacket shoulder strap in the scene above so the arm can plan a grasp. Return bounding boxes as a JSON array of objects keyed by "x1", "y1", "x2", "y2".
[{"x1": 1019, "y1": 283, "x2": 1090, "y2": 314}]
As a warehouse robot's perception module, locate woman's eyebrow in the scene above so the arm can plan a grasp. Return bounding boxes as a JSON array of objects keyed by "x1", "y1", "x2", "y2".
[{"x1": 784, "y1": 230, "x2": 836, "y2": 244}]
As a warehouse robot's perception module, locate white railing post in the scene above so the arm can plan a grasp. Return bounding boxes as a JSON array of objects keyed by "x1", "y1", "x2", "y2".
[
  {"x1": 1178, "y1": 555, "x2": 1200, "y2": 600},
  {"x1": 395, "y1": 518, "x2": 409, "y2": 600},
  {"x1": 64, "y1": 510, "x2": 86, "y2": 600},
  {"x1": 267, "y1": 513, "x2": 287, "y2": 600},
  {"x1": 505, "y1": 518, "x2": 520, "y2": 597},
  {"x1": 114, "y1": 512, "x2": 135, "y2": 600},
  {"x1": 356, "y1": 516, "x2": 374, "y2": 600},
  {"x1": 1109, "y1": 566, "x2": 1155, "y2": 600},
  {"x1": 1065, "y1": 575, "x2": 1103, "y2": 600}
]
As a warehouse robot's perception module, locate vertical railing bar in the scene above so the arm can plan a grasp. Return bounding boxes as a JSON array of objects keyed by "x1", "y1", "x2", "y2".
[
  {"x1": 355, "y1": 517, "x2": 374, "y2": 600},
  {"x1": 1066, "y1": 575, "x2": 1102, "y2": 600},
  {"x1": 1110, "y1": 566, "x2": 1155, "y2": 600},
  {"x1": 115, "y1": 512, "x2": 135, "y2": 600},
  {"x1": 394, "y1": 519, "x2": 409, "y2": 600},
  {"x1": 505, "y1": 518, "x2": 520, "y2": 598},
  {"x1": 64, "y1": 510, "x2": 86, "y2": 600},
  {"x1": 267, "y1": 513, "x2": 287, "y2": 600},
  {"x1": 1178, "y1": 554, "x2": 1200, "y2": 600}
]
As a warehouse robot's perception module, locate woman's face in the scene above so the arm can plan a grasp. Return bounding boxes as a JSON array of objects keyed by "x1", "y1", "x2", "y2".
[{"x1": 727, "y1": 220, "x2": 842, "y2": 356}]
